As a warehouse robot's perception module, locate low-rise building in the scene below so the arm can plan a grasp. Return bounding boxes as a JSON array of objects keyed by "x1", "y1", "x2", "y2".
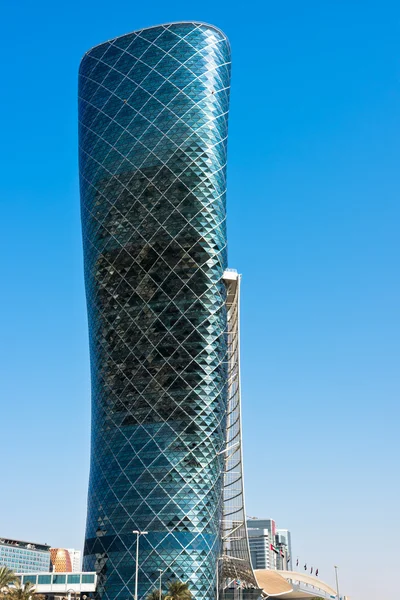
[{"x1": 0, "y1": 537, "x2": 50, "y2": 573}]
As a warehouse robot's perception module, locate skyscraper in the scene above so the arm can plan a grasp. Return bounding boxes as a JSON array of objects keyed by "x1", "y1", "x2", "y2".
[
  {"x1": 246, "y1": 519, "x2": 277, "y2": 570},
  {"x1": 245, "y1": 520, "x2": 293, "y2": 572},
  {"x1": 79, "y1": 22, "x2": 232, "y2": 600},
  {"x1": 275, "y1": 529, "x2": 292, "y2": 571},
  {"x1": 246, "y1": 529, "x2": 272, "y2": 570}
]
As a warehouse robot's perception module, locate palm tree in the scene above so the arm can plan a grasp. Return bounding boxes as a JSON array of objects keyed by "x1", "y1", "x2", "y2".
[
  {"x1": 146, "y1": 590, "x2": 165, "y2": 600},
  {"x1": 0, "y1": 567, "x2": 17, "y2": 593},
  {"x1": 165, "y1": 581, "x2": 192, "y2": 600},
  {"x1": 6, "y1": 581, "x2": 36, "y2": 600}
]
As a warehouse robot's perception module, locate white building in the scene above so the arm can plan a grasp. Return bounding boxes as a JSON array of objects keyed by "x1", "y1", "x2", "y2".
[
  {"x1": 248, "y1": 528, "x2": 272, "y2": 570},
  {"x1": 246, "y1": 519, "x2": 293, "y2": 571},
  {"x1": 246, "y1": 518, "x2": 277, "y2": 570},
  {"x1": 67, "y1": 549, "x2": 81, "y2": 572}
]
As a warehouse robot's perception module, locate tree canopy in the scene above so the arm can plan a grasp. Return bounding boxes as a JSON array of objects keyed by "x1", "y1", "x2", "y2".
[
  {"x1": 164, "y1": 580, "x2": 192, "y2": 600},
  {"x1": 0, "y1": 567, "x2": 17, "y2": 595}
]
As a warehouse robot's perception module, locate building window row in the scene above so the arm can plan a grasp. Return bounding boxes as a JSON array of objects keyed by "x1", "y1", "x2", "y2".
[{"x1": 20, "y1": 574, "x2": 95, "y2": 585}]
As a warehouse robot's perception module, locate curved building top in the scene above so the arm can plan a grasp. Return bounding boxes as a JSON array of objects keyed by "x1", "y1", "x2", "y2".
[{"x1": 80, "y1": 21, "x2": 230, "y2": 64}]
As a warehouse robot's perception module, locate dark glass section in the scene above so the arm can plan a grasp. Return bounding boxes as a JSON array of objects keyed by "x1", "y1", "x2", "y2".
[{"x1": 79, "y1": 22, "x2": 231, "y2": 600}]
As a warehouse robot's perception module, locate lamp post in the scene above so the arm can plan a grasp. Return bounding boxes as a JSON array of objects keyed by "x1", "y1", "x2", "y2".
[
  {"x1": 157, "y1": 569, "x2": 163, "y2": 600},
  {"x1": 216, "y1": 556, "x2": 224, "y2": 600},
  {"x1": 67, "y1": 588, "x2": 77, "y2": 600},
  {"x1": 334, "y1": 565, "x2": 340, "y2": 600},
  {"x1": 133, "y1": 530, "x2": 148, "y2": 600}
]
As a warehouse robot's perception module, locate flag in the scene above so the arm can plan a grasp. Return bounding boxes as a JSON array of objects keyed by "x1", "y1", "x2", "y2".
[
  {"x1": 304, "y1": 563, "x2": 307, "y2": 570},
  {"x1": 287, "y1": 556, "x2": 291, "y2": 564},
  {"x1": 310, "y1": 567, "x2": 313, "y2": 574},
  {"x1": 316, "y1": 569, "x2": 319, "y2": 577},
  {"x1": 296, "y1": 559, "x2": 299, "y2": 567}
]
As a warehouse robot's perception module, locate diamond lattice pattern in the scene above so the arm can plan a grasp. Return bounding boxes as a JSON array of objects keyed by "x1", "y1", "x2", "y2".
[{"x1": 79, "y1": 22, "x2": 231, "y2": 600}]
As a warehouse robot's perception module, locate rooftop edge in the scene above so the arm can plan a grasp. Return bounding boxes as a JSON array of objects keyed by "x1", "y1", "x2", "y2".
[{"x1": 80, "y1": 21, "x2": 229, "y2": 63}]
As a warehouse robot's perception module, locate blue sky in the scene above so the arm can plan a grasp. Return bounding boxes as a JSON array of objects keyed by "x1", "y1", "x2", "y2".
[{"x1": 1, "y1": 1, "x2": 399, "y2": 599}]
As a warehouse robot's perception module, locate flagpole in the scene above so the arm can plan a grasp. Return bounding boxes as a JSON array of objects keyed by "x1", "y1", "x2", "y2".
[{"x1": 334, "y1": 565, "x2": 340, "y2": 600}]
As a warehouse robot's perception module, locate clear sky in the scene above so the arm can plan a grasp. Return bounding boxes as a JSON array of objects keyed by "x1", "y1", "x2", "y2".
[{"x1": 0, "y1": 1, "x2": 399, "y2": 599}]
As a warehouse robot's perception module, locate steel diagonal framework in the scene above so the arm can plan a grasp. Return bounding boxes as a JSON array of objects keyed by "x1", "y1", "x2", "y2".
[
  {"x1": 79, "y1": 21, "x2": 256, "y2": 600},
  {"x1": 80, "y1": 22, "x2": 231, "y2": 600}
]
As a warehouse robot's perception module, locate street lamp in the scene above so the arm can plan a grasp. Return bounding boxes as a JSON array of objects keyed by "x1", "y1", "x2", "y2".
[
  {"x1": 133, "y1": 530, "x2": 148, "y2": 600},
  {"x1": 67, "y1": 588, "x2": 77, "y2": 600},
  {"x1": 157, "y1": 569, "x2": 163, "y2": 600},
  {"x1": 216, "y1": 556, "x2": 224, "y2": 600},
  {"x1": 334, "y1": 565, "x2": 340, "y2": 600}
]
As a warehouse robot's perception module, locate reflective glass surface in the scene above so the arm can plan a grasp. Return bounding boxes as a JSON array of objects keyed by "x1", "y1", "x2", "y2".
[
  {"x1": 79, "y1": 22, "x2": 231, "y2": 600},
  {"x1": 0, "y1": 545, "x2": 50, "y2": 573}
]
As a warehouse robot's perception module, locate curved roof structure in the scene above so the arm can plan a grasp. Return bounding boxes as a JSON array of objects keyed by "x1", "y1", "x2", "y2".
[
  {"x1": 254, "y1": 569, "x2": 337, "y2": 599},
  {"x1": 279, "y1": 571, "x2": 337, "y2": 597},
  {"x1": 254, "y1": 570, "x2": 293, "y2": 596}
]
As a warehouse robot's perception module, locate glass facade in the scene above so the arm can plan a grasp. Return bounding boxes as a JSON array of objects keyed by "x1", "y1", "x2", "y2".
[
  {"x1": 79, "y1": 22, "x2": 231, "y2": 600},
  {"x1": 0, "y1": 540, "x2": 50, "y2": 573},
  {"x1": 16, "y1": 572, "x2": 96, "y2": 588}
]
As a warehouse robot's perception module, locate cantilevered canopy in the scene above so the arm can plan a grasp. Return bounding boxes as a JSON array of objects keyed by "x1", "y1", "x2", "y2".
[
  {"x1": 254, "y1": 569, "x2": 337, "y2": 599},
  {"x1": 254, "y1": 570, "x2": 293, "y2": 597}
]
